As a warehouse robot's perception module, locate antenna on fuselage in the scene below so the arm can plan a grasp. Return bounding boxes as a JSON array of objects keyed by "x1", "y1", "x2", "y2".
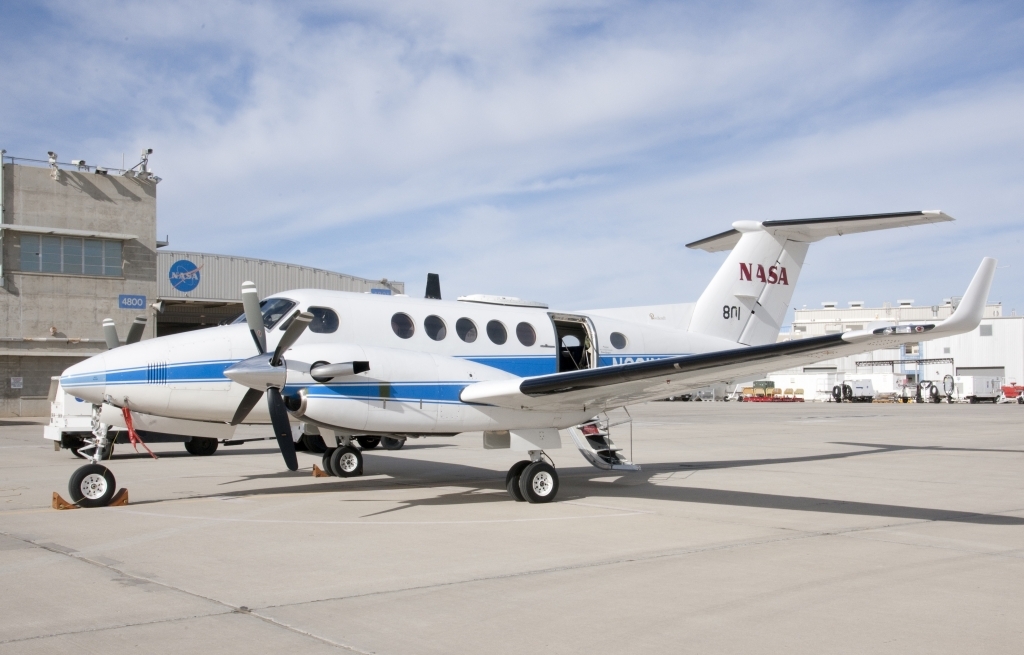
[{"x1": 425, "y1": 273, "x2": 441, "y2": 300}]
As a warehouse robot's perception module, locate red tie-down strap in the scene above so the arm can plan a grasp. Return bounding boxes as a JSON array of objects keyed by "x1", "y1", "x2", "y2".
[{"x1": 121, "y1": 406, "x2": 158, "y2": 459}]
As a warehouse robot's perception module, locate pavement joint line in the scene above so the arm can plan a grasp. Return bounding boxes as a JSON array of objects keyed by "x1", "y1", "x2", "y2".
[
  {"x1": 259, "y1": 526, "x2": 861, "y2": 611},
  {"x1": 0, "y1": 531, "x2": 365, "y2": 652},
  {"x1": 0, "y1": 609, "x2": 236, "y2": 647},
  {"x1": 261, "y1": 512, "x2": 1023, "y2": 613}
]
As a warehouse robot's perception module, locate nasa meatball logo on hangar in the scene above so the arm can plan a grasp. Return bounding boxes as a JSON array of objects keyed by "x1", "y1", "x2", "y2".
[{"x1": 168, "y1": 259, "x2": 202, "y2": 292}]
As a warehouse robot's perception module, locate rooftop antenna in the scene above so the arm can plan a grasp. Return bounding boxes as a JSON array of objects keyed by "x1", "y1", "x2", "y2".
[{"x1": 47, "y1": 151, "x2": 60, "y2": 180}]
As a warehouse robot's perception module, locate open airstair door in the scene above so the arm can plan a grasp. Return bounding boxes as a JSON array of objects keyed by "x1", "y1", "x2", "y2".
[{"x1": 549, "y1": 313, "x2": 598, "y2": 373}]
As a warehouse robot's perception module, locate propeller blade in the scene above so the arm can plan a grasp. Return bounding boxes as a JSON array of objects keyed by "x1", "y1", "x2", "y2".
[
  {"x1": 241, "y1": 281, "x2": 266, "y2": 354},
  {"x1": 230, "y1": 387, "x2": 265, "y2": 425},
  {"x1": 271, "y1": 311, "x2": 313, "y2": 367},
  {"x1": 125, "y1": 316, "x2": 147, "y2": 344},
  {"x1": 102, "y1": 318, "x2": 119, "y2": 350},
  {"x1": 267, "y1": 387, "x2": 298, "y2": 471}
]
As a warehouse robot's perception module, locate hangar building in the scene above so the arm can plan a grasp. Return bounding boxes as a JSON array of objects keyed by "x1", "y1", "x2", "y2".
[
  {"x1": 770, "y1": 299, "x2": 1022, "y2": 400},
  {"x1": 0, "y1": 152, "x2": 402, "y2": 417}
]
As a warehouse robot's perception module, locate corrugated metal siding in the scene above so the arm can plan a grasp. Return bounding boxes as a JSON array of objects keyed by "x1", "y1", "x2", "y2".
[{"x1": 157, "y1": 251, "x2": 403, "y2": 301}]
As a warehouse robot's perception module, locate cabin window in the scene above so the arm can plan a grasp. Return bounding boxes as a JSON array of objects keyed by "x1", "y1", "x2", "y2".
[
  {"x1": 308, "y1": 307, "x2": 339, "y2": 334},
  {"x1": 486, "y1": 320, "x2": 507, "y2": 345},
  {"x1": 391, "y1": 312, "x2": 415, "y2": 339},
  {"x1": 456, "y1": 318, "x2": 477, "y2": 343},
  {"x1": 424, "y1": 315, "x2": 447, "y2": 341},
  {"x1": 609, "y1": 332, "x2": 627, "y2": 349},
  {"x1": 516, "y1": 322, "x2": 536, "y2": 346}
]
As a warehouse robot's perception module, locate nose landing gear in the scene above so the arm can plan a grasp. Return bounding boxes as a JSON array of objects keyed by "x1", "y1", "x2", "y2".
[
  {"x1": 505, "y1": 452, "x2": 559, "y2": 503},
  {"x1": 64, "y1": 404, "x2": 122, "y2": 508}
]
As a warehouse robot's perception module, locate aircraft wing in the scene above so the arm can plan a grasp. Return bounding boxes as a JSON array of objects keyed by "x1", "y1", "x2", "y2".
[{"x1": 461, "y1": 257, "x2": 995, "y2": 412}]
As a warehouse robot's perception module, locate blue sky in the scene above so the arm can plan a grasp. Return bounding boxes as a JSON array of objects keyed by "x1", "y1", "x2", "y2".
[{"x1": 2, "y1": 1, "x2": 1022, "y2": 318}]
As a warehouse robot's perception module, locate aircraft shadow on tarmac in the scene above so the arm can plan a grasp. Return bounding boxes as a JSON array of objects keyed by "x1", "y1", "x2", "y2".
[
  {"x1": 104, "y1": 442, "x2": 456, "y2": 461},
  {"x1": 135, "y1": 441, "x2": 1024, "y2": 526}
]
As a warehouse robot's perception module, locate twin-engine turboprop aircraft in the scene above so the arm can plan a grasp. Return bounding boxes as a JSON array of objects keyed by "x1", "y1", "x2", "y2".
[{"x1": 59, "y1": 211, "x2": 995, "y2": 507}]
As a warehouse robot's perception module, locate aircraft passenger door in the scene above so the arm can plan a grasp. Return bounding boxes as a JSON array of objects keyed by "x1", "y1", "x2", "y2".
[{"x1": 548, "y1": 313, "x2": 599, "y2": 373}]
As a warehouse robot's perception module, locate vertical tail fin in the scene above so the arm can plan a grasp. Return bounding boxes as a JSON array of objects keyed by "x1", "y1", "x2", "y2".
[{"x1": 685, "y1": 211, "x2": 954, "y2": 346}]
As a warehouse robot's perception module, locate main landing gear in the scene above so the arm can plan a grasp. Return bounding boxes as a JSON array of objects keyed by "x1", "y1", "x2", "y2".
[
  {"x1": 320, "y1": 435, "x2": 365, "y2": 478},
  {"x1": 506, "y1": 452, "x2": 559, "y2": 503}
]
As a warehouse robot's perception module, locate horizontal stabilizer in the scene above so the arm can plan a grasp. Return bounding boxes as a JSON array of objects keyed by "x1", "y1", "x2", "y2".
[{"x1": 686, "y1": 210, "x2": 953, "y2": 253}]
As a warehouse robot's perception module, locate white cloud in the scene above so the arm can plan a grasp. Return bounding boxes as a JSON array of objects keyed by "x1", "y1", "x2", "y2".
[{"x1": 2, "y1": 1, "x2": 1022, "y2": 312}]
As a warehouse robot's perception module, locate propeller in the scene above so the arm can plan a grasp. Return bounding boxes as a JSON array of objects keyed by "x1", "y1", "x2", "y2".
[
  {"x1": 224, "y1": 281, "x2": 312, "y2": 471},
  {"x1": 126, "y1": 316, "x2": 147, "y2": 344},
  {"x1": 103, "y1": 316, "x2": 148, "y2": 350},
  {"x1": 102, "y1": 318, "x2": 119, "y2": 350}
]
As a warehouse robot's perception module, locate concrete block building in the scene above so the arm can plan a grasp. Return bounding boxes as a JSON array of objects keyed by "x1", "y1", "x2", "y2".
[{"x1": 1, "y1": 152, "x2": 401, "y2": 416}]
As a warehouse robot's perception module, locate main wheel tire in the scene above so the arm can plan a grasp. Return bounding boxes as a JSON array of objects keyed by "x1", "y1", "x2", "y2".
[
  {"x1": 322, "y1": 449, "x2": 336, "y2": 476},
  {"x1": 330, "y1": 446, "x2": 363, "y2": 477},
  {"x1": 301, "y1": 433, "x2": 327, "y2": 454},
  {"x1": 357, "y1": 436, "x2": 381, "y2": 450},
  {"x1": 518, "y1": 461, "x2": 559, "y2": 504},
  {"x1": 505, "y1": 461, "x2": 531, "y2": 502},
  {"x1": 69, "y1": 463, "x2": 116, "y2": 508},
  {"x1": 184, "y1": 437, "x2": 219, "y2": 456},
  {"x1": 380, "y1": 437, "x2": 405, "y2": 450}
]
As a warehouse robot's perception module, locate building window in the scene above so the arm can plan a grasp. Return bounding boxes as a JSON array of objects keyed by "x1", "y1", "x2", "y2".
[
  {"x1": 979, "y1": 325, "x2": 993, "y2": 337},
  {"x1": 793, "y1": 325, "x2": 807, "y2": 333},
  {"x1": 905, "y1": 343, "x2": 919, "y2": 355},
  {"x1": 19, "y1": 234, "x2": 123, "y2": 276},
  {"x1": 943, "y1": 347, "x2": 951, "y2": 354}
]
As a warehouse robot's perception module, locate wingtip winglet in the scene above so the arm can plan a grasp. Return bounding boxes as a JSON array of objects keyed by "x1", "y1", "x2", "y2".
[{"x1": 934, "y1": 257, "x2": 997, "y2": 335}]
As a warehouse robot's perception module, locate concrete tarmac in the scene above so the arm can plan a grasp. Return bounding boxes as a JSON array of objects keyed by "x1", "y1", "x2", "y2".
[{"x1": 1, "y1": 402, "x2": 1023, "y2": 654}]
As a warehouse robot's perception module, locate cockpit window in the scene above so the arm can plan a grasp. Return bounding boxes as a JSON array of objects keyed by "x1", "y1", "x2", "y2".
[
  {"x1": 308, "y1": 307, "x2": 339, "y2": 334},
  {"x1": 230, "y1": 298, "x2": 296, "y2": 330}
]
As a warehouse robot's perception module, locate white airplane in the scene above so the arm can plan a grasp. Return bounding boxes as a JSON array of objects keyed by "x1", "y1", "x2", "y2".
[{"x1": 59, "y1": 211, "x2": 995, "y2": 508}]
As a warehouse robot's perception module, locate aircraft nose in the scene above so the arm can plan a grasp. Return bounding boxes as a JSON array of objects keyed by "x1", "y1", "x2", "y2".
[{"x1": 60, "y1": 353, "x2": 108, "y2": 405}]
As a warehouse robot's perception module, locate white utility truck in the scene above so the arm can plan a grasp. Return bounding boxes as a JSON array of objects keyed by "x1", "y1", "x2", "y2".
[{"x1": 954, "y1": 375, "x2": 1003, "y2": 403}]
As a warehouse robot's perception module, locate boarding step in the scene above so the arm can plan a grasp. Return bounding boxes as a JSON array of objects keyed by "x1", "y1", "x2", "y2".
[{"x1": 568, "y1": 412, "x2": 640, "y2": 472}]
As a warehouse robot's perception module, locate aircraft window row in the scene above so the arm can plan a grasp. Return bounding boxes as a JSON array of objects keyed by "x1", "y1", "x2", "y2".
[
  {"x1": 308, "y1": 307, "x2": 339, "y2": 334},
  {"x1": 487, "y1": 320, "x2": 507, "y2": 344},
  {"x1": 456, "y1": 317, "x2": 477, "y2": 342},
  {"x1": 609, "y1": 331, "x2": 627, "y2": 349},
  {"x1": 424, "y1": 315, "x2": 446, "y2": 341},
  {"x1": 391, "y1": 313, "x2": 537, "y2": 346}
]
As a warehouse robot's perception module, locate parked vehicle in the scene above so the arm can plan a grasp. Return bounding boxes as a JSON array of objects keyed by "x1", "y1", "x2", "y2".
[{"x1": 954, "y1": 376, "x2": 1003, "y2": 403}]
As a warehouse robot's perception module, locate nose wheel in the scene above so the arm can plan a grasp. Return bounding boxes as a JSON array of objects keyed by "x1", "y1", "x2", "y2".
[
  {"x1": 69, "y1": 463, "x2": 116, "y2": 508},
  {"x1": 505, "y1": 456, "x2": 559, "y2": 503}
]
